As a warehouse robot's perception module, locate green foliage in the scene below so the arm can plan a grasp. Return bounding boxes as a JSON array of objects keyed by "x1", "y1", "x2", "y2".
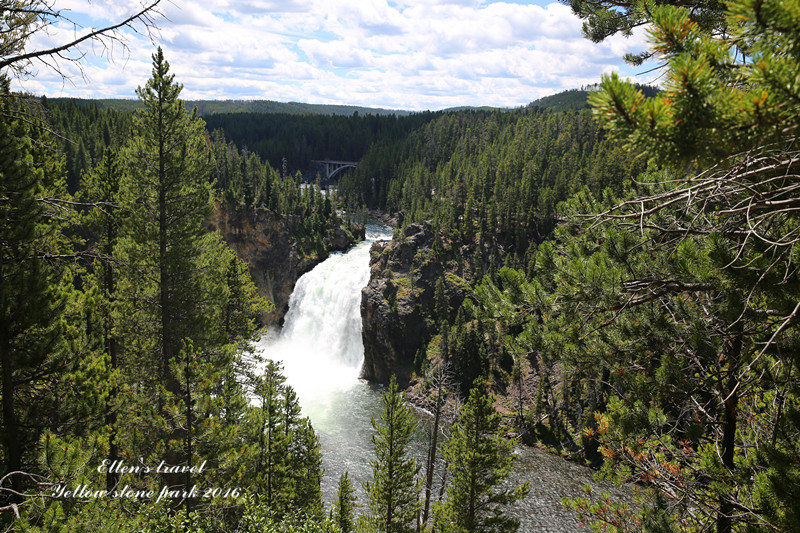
[
  {"x1": 445, "y1": 308, "x2": 489, "y2": 395},
  {"x1": 204, "y1": 111, "x2": 436, "y2": 178},
  {"x1": 0, "y1": 79, "x2": 82, "y2": 507},
  {"x1": 340, "y1": 105, "x2": 644, "y2": 260},
  {"x1": 237, "y1": 496, "x2": 341, "y2": 533},
  {"x1": 558, "y1": 0, "x2": 800, "y2": 530},
  {"x1": 116, "y1": 47, "x2": 215, "y2": 388},
  {"x1": 437, "y1": 378, "x2": 529, "y2": 533},
  {"x1": 62, "y1": 96, "x2": 411, "y2": 117},
  {"x1": 362, "y1": 375, "x2": 421, "y2": 533},
  {"x1": 529, "y1": 86, "x2": 659, "y2": 113},
  {"x1": 433, "y1": 276, "x2": 449, "y2": 324},
  {"x1": 46, "y1": 79, "x2": 357, "y2": 251},
  {"x1": 472, "y1": 179, "x2": 800, "y2": 530},
  {"x1": 1, "y1": 48, "x2": 327, "y2": 531},
  {"x1": 331, "y1": 472, "x2": 358, "y2": 533},
  {"x1": 589, "y1": 0, "x2": 800, "y2": 166},
  {"x1": 288, "y1": 417, "x2": 324, "y2": 518},
  {"x1": 527, "y1": 88, "x2": 592, "y2": 112},
  {"x1": 16, "y1": 498, "x2": 147, "y2": 533},
  {"x1": 44, "y1": 99, "x2": 134, "y2": 192},
  {"x1": 242, "y1": 360, "x2": 324, "y2": 519},
  {"x1": 561, "y1": 0, "x2": 727, "y2": 63}
]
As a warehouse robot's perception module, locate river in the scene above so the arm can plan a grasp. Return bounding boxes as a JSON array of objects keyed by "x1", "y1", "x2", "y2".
[{"x1": 255, "y1": 223, "x2": 626, "y2": 532}]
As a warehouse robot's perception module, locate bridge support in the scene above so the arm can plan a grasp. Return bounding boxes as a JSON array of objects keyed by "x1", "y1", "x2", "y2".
[{"x1": 312, "y1": 160, "x2": 358, "y2": 180}]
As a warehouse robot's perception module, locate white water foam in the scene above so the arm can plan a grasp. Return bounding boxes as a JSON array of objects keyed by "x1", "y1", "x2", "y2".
[{"x1": 255, "y1": 224, "x2": 391, "y2": 420}]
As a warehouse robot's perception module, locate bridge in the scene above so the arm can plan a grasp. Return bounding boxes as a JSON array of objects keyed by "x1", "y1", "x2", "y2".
[{"x1": 312, "y1": 159, "x2": 358, "y2": 180}]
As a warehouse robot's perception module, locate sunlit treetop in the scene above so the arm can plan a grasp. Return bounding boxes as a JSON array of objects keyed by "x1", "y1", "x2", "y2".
[
  {"x1": 560, "y1": 0, "x2": 729, "y2": 64},
  {"x1": 582, "y1": 0, "x2": 800, "y2": 167}
]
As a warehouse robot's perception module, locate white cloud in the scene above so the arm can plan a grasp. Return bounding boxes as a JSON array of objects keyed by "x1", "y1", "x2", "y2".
[{"x1": 15, "y1": 0, "x2": 652, "y2": 109}]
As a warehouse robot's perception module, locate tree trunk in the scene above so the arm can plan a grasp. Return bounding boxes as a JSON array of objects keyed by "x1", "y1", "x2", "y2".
[
  {"x1": 717, "y1": 329, "x2": 743, "y2": 533},
  {"x1": 184, "y1": 350, "x2": 193, "y2": 515},
  {"x1": 422, "y1": 380, "x2": 444, "y2": 526},
  {"x1": 1, "y1": 272, "x2": 22, "y2": 501},
  {"x1": 104, "y1": 256, "x2": 120, "y2": 494}
]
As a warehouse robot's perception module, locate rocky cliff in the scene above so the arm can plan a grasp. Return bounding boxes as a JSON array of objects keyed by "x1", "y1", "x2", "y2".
[
  {"x1": 360, "y1": 221, "x2": 474, "y2": 385},
  {"x1": 207, "y1": 202, "x2": 364, "y2": 325}
]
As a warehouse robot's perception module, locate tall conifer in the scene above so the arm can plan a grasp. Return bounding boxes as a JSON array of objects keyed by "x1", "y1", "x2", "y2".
[
  {"x1": 78, "y1": 148, "x2": 124, "y2": 492},
  {"x1": 0, "y1": 81, "x2": 65, "y2": 500},
  {"x1": 363, "y1": 375, "x2": 421, "y2": 533},
  {"x1": 439, "y1": 378, "x2": 529, "y2": 533},
  {"x1": 117, "y1": 47, "x2": 214, "y2": 406},
  {"x1": 115, "y1": 47, "x2": 235, "y2": 499},
  {"x1": 332, "y1": 471, "x2": 357, "y2": 533}
]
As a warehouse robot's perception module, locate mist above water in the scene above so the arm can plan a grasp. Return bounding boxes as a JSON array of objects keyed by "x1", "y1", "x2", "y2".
[
  {"x1": 254, "y1": 222, "x2": 619, "y2": 530},
  {"x1": 255, "y1": 224, "x2": 393, "y2": 499}
]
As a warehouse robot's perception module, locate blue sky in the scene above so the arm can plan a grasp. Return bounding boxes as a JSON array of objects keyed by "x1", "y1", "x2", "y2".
[{"x1": 17, "y1": 0, "x2": 651, "y2": 111}]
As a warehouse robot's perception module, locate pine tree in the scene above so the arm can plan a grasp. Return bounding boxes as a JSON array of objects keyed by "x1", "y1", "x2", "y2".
[
  {"x1": 562, "y1": 0, "x2": 800, "y2": 530},
  {"x1": 363, "y1": 375, "x2": 421, "y2": 533},
  {"x1": 0, "y1": 80, "x2": 70, "y2": 503},
  {"x1": 116, "y1": 47, "x2": 214, "y2": 406},
  {"x1": 242, "y1": 360, "x2": 325, "y2": 519},
  {"x1": 332, "y1": 471, "x2": 357, "y2": 533},
  {"x1": 434, "y1": 275, "x2": 449, "y2": 324},
  {"x1": 562, "y1": 0, "x2": 726, "y2": 64},
  {"x1": 250, "y1": 360, "x2": 290, "y2": 511},
  {"x1": 77, "y1": 148, "x2": 124, "y2": 493},
  {"x1": 220, "y1": 250, "x2": 271, "y2": 429},
  {"x1": 288, "y1": 417, "x2": 324, "y2": 517},
  {"x1": 113, "y1": 48, "x2": 266, "y2": 503},
  {"x1": 438, "y1": 378, "x2": 529, "y2": 533},
  {"x1": 421, "y1": 363, "x2": 454, "y2": 529},
  {"x1": 588, "y1": 0, "x2": 799, "y2": 166}
]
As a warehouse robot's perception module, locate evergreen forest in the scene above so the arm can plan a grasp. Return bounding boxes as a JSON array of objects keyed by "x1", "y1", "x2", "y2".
[{"x1": 2, "y1": 0, "x2": 800, "y2": 531}]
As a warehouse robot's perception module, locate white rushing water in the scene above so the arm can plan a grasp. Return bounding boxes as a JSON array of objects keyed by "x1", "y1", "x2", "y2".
[
  {"x1": 254, "y1": 223, "x2": 393, "y2": 499},
  {"x1": 254, "y1": 222, "x2": 619, "y2": 530}
]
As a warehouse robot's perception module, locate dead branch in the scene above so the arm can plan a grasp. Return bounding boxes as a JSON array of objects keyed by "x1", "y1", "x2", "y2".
[{"x1": 1, "y1": 0, "x2": 165, "y2": 80}]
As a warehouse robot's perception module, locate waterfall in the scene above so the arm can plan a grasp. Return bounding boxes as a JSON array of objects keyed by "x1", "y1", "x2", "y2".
[
  {"x1": 256, "y1": 225, "x2": 389, "y2": 404},
  {"x1": 253, "y1": 222, "x2": 619, "y2": 529},
  {"x1": 254, "y1": 224, "x2": 392, "y2": 498}
]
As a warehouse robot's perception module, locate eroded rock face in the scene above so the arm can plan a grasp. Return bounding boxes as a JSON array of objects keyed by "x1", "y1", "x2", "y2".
[
  {"x1": 206, "y1": 202, "x2": 363, "y2": 325},
  {"x1": 360, "y1": 221, "x2": 469, "y2": 386}
]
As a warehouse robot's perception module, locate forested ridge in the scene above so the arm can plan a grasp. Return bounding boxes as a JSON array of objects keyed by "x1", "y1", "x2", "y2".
[
  {"x1": 203, "y1": 111, "x2": 441, "y2": 181},
  {"x1": 340, "y1": 104, "x2": 644, "y2": 257},
  {"x1": 48, "y1": 96, "x2": 442, "y2": 197},
  {"x1": 43, "y1": 96, "x2": 363, "y2": 253},
  {"x1": 51, "y1": 97, "x2": 415, "y2": 118},
  {"x1": 0, "y1": 36, "x2": 386, "y2": 528},
  {"x1": 0, "y1": 42, "x2": 372, "y2": 529}
]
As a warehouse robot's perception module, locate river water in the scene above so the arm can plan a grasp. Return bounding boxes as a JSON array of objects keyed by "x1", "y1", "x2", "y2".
[{"x1": 255, "y1": 223, "x2": 626, "y2": 532}]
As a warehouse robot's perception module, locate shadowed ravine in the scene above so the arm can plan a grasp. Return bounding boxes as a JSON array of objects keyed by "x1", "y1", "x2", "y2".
[{"x1": 255, "y1": 223, "x2": 626, "y2": 531}]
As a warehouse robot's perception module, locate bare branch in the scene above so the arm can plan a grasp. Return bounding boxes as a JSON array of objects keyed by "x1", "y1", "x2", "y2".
[{"x1": 1, "y1": 0, "x2": 164, "y2": 79}]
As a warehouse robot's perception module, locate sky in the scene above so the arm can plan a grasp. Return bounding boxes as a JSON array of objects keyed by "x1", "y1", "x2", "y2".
[{"x1": 15, "y1": 0, "x2": 652, "y2": 111}]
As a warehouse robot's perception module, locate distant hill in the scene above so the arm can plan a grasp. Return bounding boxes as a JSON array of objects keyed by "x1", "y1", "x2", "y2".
[
  {"x1": 440, "y1": 105, "x2": 509, "y2": 113},
  {"x1": 47, "y1": 84, "x2": 661, "y2": 119},
  {"x1": 528, "y1": 89, "x2": 591, "y2": 112},
  {"x1": 188, "y1": 100, "x2": 414, "y2": 116},
  {"x1": 528, "y1": 84, "x2": 660, "y2": 113},
  {"x1": 48, "y1": 98, "x2": 412, "y2": 117}
]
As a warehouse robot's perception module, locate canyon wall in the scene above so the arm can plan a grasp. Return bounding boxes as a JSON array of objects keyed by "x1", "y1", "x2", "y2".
[{"x1": 207, "y1": 202, "x2": 363, "y2": 325}]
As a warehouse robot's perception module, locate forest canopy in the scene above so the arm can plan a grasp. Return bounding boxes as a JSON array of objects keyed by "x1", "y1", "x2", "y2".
[{"x1": 2, "y1": 0, "x2": 799, "y2": 531}]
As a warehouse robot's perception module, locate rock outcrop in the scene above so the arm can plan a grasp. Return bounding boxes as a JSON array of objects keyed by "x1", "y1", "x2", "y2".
[
  {"x1": 360, "y1": 221, "x2": 471, "y2": 385},
  {"x1": 206, "y1": 202, "x2": 363, "y2": 325}
]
